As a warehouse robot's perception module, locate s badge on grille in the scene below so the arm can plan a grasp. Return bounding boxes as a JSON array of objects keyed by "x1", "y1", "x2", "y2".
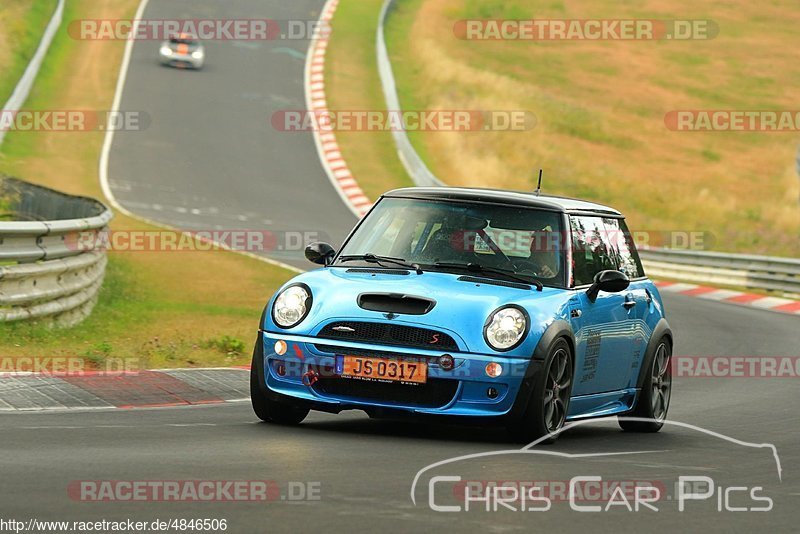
[{"x1": 332, "y1": 326, "x2": 355, "y2": 332}]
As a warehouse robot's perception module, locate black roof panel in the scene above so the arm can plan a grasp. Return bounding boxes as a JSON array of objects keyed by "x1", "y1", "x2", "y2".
[{"x1": 382, "y1": 187, "x2": 623, "y2": 216}]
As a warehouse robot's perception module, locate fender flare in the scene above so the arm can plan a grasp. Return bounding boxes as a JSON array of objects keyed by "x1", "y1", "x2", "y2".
[
  {"x1": 635, "y1": 318, "x2": 673, "y2": 391},
  {"x1": 531, "y1": 319, "x2": 575, "y2": 362},
  {"x1": 253, "y1": 305, "x2": 269, "y2": 391},
  {"x1": 508, "y1": 319, "x2": 576, "y2": 420}
]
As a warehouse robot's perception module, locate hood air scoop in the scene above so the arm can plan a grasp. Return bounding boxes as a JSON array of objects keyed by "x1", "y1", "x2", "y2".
[{"x1": 357, "y1": 293, "x2": 436, "y2": 315}]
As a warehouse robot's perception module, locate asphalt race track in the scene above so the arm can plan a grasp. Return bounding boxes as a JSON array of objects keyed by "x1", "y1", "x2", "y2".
[
  {"x1": 4, "y1": 0, "x2": 798, "y2": 532},
  {"x1": 107, "y1": 0, "x2": 357, "y2": 268},
  {"x1": 1, "y1": 295, "x2": 798, "y2": 532}
]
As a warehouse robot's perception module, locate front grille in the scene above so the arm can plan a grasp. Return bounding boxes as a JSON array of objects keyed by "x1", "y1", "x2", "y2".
[
  {"x1": 317, "y1": 322, "x2": 458, "y2": 351},
  {"x1": 310, "y1": 365, "x2": 458, "y2": 408}
]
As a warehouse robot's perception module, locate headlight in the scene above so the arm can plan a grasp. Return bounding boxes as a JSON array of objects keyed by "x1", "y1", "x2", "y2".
[
  {"x1": 484, "y1": 306, "x2": 528, "y2": 351},
  {"x1": 272, "y1": 285, "x2": 312, "y2": 328},
  {"x1": 160, "y1": 46, "x2": 173, "y2": 56},
  {"x1": 191, "y1": 50, "x2": 203, "y2": 59}
]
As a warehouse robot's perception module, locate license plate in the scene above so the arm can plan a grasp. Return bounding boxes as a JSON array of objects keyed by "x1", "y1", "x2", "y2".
[{"x1": 337, "y1": 355, "x2": 427, "y2": 384}]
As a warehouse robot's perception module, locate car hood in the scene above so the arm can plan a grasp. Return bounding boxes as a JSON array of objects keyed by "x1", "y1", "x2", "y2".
[{"x1": 264, "y1": 267, "x2": 574, "y2": 356}]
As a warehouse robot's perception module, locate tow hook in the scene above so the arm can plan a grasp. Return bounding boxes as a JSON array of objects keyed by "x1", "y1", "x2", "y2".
[{"x1": 302, "y1": 369, "x2": 319, "y2": 386}]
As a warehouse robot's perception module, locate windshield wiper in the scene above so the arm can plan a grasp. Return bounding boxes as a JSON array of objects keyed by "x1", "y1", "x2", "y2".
[
  {"x1": 433, "y1": 262, "x2": 543, "y2": 290},
  {"x1": 339, "y1": 253, "x2": 423, "y2": 274}
]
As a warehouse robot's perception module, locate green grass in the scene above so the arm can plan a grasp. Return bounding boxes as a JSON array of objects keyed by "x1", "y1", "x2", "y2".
[
  {"x1": 383, "y1": 0, "x2": 436, "y2": 171},
  {"x1": 0, "y1": 0, "x2": 58, "y2": 107},
  {"x1": 0, "y1": 254, "x2": 270, "y2": 369},
  {"x1": 457, "y1": 1, "x2": 535, "y2": 19},
  {"x1": 323, "y1": 0, "x2": 414, "y2": 199},
  {"x1": 0, "y1": 0, "x2": 80, "y2": 160}
]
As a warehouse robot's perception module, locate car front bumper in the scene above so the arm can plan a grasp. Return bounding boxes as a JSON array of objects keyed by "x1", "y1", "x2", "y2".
[
  {"x1": 159, "y1": 52, "x2": 204, "y2": 69},
  {"x1": 259, "y1": 331, "x2": 537, "y2": 418}
]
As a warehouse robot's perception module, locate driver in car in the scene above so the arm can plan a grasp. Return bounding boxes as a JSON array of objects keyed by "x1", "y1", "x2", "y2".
[{"x1": 527, "y1": 228, "x2": 558, "y2": 278}]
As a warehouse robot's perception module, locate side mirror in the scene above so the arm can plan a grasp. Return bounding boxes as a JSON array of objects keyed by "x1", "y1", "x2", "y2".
[
  {"x1": 305, "y1": 242, "x2": 336, "y2": 266},
  {"x1": 587, "y1": 270, "x2": 630, "y2": 302}
]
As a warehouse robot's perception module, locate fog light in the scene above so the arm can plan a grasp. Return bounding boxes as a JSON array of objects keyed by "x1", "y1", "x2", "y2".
[
  {"x1": 485, "y1": 362, "x2": 503, "y2": 378},
  {"x1": 439, "y1": 354, "x2": 454, "y2": 371},
  {"x1": 487, "y1": 387, "x2": 499, "y2": 399},
  {"x1": 274, "y1": 340, "x2": 288, "y2": 355}
]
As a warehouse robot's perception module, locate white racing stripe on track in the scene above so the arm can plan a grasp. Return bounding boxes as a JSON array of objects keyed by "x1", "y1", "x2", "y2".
[
  {"x1": 747, "y1": 296, "x2": 796, "y2": 308},
  {"x1": 656, "y1": 281, "x2": 800, "y2": 315},
  {"x1": 696, "y1": 289, "x2": 742, "y2": 301},
  {"x1": 657, "y1": 283, "x2": 701, "y2": 293},
  {"x1": 304, "y1": 0, "x2": 372, "y2": 218}
]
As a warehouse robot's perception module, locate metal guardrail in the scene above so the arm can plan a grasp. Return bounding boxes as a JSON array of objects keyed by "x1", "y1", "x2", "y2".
[
  {"x1": 376, "y1": 1, "x2": 800, "y2": 298},
  {"x1": 0, "y1": 176, "x2": 112, "y2": 326},
  {"x1": 640, "y1": 249, "x2": 800, "y2": 297},
  {"x1": 376, "y1": 0, "x2": 443, "y2": 187},
  {"x1": 0, "y1": 0, "x2": 65, "y2": 147}
]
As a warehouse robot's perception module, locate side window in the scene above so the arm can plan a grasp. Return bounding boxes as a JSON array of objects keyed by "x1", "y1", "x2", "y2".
[
  {"x1": 569, "y1": 216, "x2": 617, "y2": 286},
  {"x1": 604, "y1": 218, "x2": 645, "y2": 279}
]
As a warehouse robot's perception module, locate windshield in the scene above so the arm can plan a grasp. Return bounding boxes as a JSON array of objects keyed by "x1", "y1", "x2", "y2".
[
  {"x1": 336, "y1": 197, "x2": 567, "y2": 287},
  {"x1": 170, "y1": 37, "x2": 199, "y2": 47}
]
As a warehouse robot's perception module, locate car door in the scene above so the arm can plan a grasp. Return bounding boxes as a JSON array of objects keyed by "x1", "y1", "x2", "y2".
[
  {"x1": 604, "y1": 217, "x2": 651, "y2": 387},
  {"x1": 568, "y1": 215, "x2": 638, "y2": 396}
]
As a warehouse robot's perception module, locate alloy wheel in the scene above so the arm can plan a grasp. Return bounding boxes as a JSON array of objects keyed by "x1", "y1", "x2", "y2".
[
  {"x1": 650, "y1": 342, "x2": 672, "y2": 421},
  {"x1": 544, "y1": 348, "x2": 571, "y2": 432}
]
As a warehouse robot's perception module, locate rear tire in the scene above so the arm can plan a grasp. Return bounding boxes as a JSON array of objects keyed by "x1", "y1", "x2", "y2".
[
  {"x1": 250, "y1": 336, "x2": 309, "y2": 425},
  {"x1": 508, "y1": 338, "x2": 573, "y2": 444},
  {"x1": 619, "y1": 337, "x2": 672, "y2": 433}
]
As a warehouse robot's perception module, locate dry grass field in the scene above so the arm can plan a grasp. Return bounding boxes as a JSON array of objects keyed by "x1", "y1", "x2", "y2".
[{"x1": 378, "y1": 0, "x2": 800, "y2": 256}]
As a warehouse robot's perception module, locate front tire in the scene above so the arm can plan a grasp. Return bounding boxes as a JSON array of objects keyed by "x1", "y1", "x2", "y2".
[
  {"x1": 250, "y1": 336, "x2": 309, "y2": 425},
  {"x1": 619, "y1": 337, "x2": 672, "y2": 432},
  {"x1": 508, "y1": 338, "x2": 573, "y2": 444}
]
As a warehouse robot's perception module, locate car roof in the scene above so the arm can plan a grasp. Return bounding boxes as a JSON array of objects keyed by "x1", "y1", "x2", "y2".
[{"x1": 382, "y1": 187, "x2": 623, "y2": 217}]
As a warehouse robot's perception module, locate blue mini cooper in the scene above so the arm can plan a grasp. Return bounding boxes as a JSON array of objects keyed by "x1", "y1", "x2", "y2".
[{"x1": 251, "y1": 187, "x2": 673, "y2": 442}]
